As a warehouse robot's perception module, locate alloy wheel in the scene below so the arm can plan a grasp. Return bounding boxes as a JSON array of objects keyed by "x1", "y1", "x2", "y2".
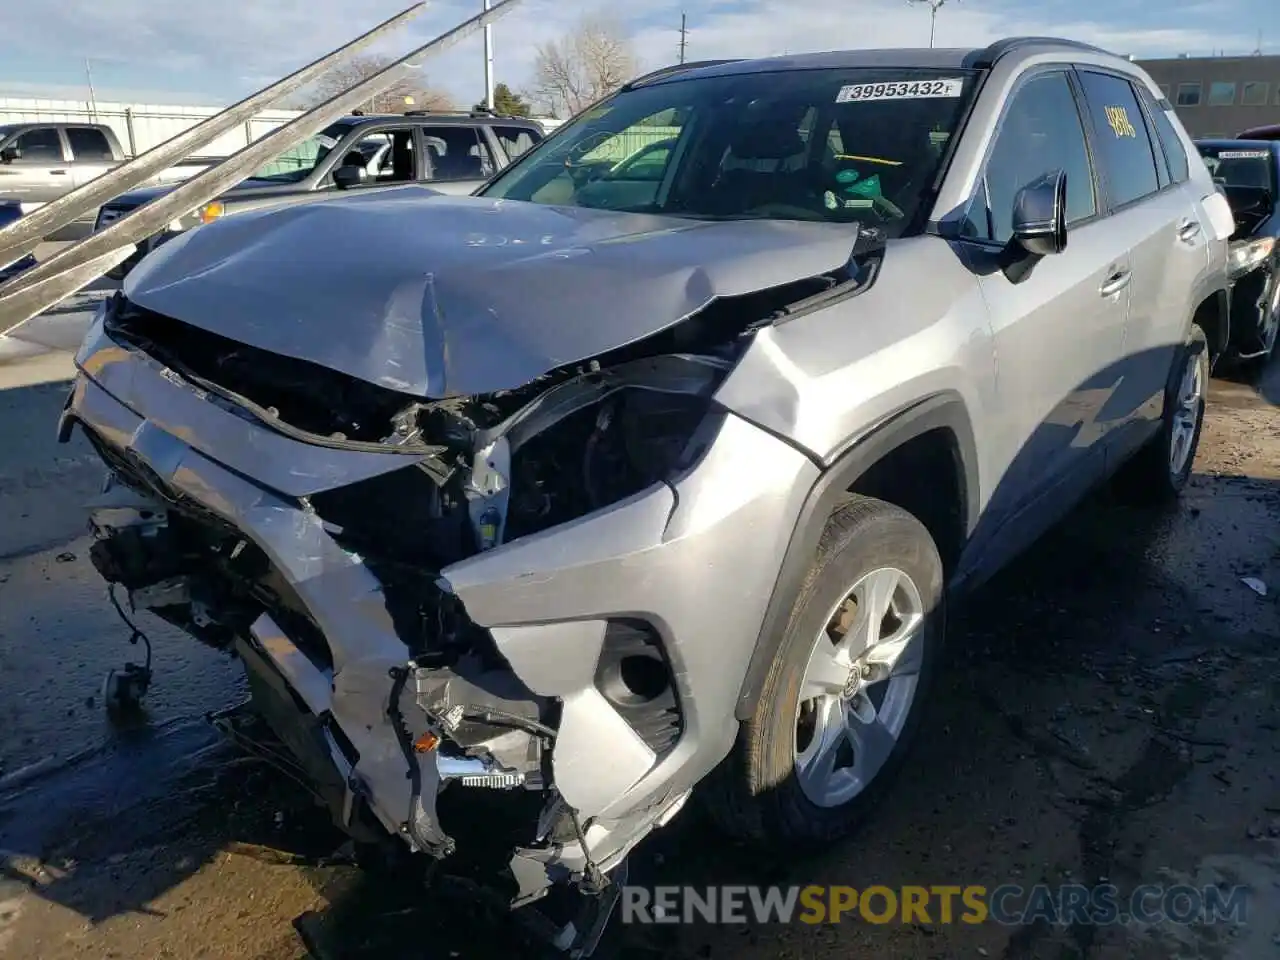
[
  {"x1": 1169, "y1": 343, "x2": 1207, "y2": 478},
  {"x1": 1261, "y1": 282, "x2": 1280, "y2": 358},
  {"x1": 794, "y1": 566, "x2": 925, "y2": 808}
]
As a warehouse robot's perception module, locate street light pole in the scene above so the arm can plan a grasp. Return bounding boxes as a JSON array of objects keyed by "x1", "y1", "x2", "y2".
[
  {"x1": 907, "y1": 0, "x2": 951, "y2": 49},
  {"x1": 483, "y1": 0, "x2": 495, "y2": 109}
]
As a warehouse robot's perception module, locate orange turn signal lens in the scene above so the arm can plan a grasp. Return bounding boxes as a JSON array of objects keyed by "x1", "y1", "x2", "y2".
[{"x1": 413, "y1": 731, "x2": 439, "y2": 753}]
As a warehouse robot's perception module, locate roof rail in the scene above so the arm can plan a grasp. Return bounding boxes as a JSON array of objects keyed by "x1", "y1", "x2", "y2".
[
  {"x1": 622, "y1": 59, "x2": 744, "y2": 90},
  {"x1": 966, "y1": 37, "x2": 1108, "y2": 69},
  {"x1": 401, "y1": 107, "x2": 524, "y2": 119}
]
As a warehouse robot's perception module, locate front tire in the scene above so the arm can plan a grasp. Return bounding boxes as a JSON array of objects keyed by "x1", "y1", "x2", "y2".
[
  {"x1": 707, "y1": 495, "x2": 944, "y2": 847},
  {"x1": 1114, "y1": 322, "x2": 1209, "y2": 504}
]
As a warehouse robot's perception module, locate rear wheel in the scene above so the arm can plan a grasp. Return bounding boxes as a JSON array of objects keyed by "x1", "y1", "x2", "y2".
[
  {"x1": 706, "y1": 495, "x2": 944, "y2": 847},
  {"x1": 1114, "y1": 322, "x2": 1209, "y2": 503}
]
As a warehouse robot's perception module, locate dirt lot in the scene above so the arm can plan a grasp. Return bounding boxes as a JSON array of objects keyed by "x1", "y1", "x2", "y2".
[{"x1": 0, "y1": 349, "x2": 1277, "y2": 960}]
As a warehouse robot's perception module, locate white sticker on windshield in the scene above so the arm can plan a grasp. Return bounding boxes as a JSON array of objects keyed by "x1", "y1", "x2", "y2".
[
  {"x1": 836, "y1": 78, "x2": 964, "y2": 103},
  {"x1": 1217, "y1": 149, "x2": 1269, "y2": 159}
]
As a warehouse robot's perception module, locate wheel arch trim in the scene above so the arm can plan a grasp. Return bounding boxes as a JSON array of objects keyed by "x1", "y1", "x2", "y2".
[{"x1": 733, "y1": 392, "x2": 978, "y2": 720}]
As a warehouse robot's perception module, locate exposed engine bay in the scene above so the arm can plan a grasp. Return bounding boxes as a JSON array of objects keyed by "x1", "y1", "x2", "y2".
[{"x1": 64, "y1": 237, "x2": 876, "y2": 953}]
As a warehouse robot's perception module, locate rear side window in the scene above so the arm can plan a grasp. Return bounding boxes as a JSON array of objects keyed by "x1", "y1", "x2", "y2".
[
  {"x1": 493, "y1": 125, "x2": 541, "y2": 161},
  {"x1": 966, "y1": 71, "x2": 1096, "y2": 243},
  {"x1": 66, "y1": 127, "x2": 113, "y2": 161},
  {"x1": 1077, "y1": 71, "x2": 1161, "y2": 208},
  {"x1": 421, "y1": 126, "x2": 497, "y2": 180},
  {"x1": 1145, "y1": 99, "x2": 1191, "y2": 184}
]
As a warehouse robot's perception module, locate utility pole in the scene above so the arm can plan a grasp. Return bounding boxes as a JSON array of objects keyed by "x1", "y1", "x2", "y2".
[
  {"x1": 678, "y1": 12, "x2": 688, "y2": 64},
  {"x1": 84, "y1": 58, "x2": 99, "y2": 124},
  {"x1": 483, "y1": 0, "x2": 495, "y2": 109}
]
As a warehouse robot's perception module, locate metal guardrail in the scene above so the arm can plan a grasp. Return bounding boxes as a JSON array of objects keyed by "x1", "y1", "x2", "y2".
[{"x1": 0, "y1": 0, "x2": 526, "y2": 338}]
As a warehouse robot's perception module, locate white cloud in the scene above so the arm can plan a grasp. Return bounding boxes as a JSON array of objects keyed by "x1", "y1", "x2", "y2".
[{"x1": 0, "y1": 0, "x2": 1262, "y2": 109}]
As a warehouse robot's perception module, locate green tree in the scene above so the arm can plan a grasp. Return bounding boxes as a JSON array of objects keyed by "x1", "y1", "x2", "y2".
[{"x1": 477, "y1": 82, "x2": 532, "y2": 116}]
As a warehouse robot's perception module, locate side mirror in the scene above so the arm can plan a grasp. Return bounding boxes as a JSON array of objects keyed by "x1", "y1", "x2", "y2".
[
  {"x1": 0, "y1": 145, "x2": 21, "y2": 163},
  {"x1": 1011, "y1": 170, "x2": 1068, "y2": 258},
  {"x1": 333, "y1": 164, "x2": 366, "y2": 190}
]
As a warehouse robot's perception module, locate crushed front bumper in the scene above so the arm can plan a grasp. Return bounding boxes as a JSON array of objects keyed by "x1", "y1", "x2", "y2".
[{"x1": 62, "y1": 312, "x2": 818, "y2": 898}]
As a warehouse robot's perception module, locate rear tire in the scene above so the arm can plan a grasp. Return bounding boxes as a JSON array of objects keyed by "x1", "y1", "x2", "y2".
[
  {"x1": 706, "y1": 494, "x2": 944, "y2": 848},
  {"x1": 1114, "y1": 323, "x2": 1209, "y2": 504}
]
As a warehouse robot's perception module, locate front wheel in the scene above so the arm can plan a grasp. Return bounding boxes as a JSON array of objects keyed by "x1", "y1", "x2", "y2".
[
  {"x1": 1114, "y1": 322, "x2": 1209, "y2": 503},
  {"x1": 706, "y1": 495, "x2": 944, "y2": 848}
]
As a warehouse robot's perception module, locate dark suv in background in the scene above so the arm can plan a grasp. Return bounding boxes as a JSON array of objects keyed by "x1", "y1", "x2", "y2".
[
  {"x1": 95, "y1": 111, "x2": 545, "y2": 278},
  {"x1": 0, "y1": 200, "x2": 37, "y2": 281}
]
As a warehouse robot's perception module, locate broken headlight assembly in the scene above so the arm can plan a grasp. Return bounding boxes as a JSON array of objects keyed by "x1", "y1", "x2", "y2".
[
  {"x1": 1227, "y1": 236, "x2": 1276, "y2": 279},
  {"x1": 308, "y1": 352, "x2": 733, "y2": 570},
  {"x1": 502, "y1": 372, "x2": 724, "y2": 544}
]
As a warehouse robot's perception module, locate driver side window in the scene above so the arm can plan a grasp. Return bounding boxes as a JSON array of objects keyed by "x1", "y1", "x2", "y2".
[{"x1": 965, "y1": 72, "x2": 1097, "y2": 243}]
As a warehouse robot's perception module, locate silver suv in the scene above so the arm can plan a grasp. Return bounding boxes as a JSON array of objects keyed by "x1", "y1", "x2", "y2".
[{"x1": 62, "y1": 37, "x2": 1232, "y2": 948}]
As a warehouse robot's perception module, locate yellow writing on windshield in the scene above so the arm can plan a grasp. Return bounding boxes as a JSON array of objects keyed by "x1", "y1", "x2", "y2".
[
  {"x1": 834, "y1": 154, "x2": 903, "y2": 166},
  {"x1": 1105, "y1": 106, "x2": 1137, "y2": 139}
]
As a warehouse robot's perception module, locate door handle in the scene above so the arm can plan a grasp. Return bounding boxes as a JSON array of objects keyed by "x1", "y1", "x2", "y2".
[
  {"x1": 1099, "y1": 270, "x2": 1132, "y2": 297},
  {"x1": 1177, "y1": 219, "x2": 1201, "y2": 243},
  {"x1": 49, "y1": 169, "x2": 68, "y2": 175}
]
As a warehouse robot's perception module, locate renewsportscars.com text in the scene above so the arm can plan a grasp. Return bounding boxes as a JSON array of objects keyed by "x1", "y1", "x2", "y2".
[{"x1": 620, "y1": 884, "x2": 1249, "y2": 927}]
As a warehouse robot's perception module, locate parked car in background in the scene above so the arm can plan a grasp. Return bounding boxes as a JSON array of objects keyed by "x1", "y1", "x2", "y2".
[
  {"x1": 1196, "y1": 138, "x2": 1280, "y2": 365},
  {"x1": 0, "y1": 123, "x2": 212, "y2": 222},
  {"x1": 0, "y1": 199, "x2": 37, "y2": 282},
  {"x1": 95, "y1": 111, "x2": 545, "y2": 279},
  {"x1": 1237, "y1": 123, "x2": 1280, "y2": 141}
]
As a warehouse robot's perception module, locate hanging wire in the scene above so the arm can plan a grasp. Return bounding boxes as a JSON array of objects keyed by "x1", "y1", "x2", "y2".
[{"x1": 107, "y1": 583, "x2": 153, "y2": 674}]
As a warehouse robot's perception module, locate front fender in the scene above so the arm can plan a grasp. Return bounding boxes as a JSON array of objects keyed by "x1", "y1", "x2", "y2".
[{"x1": 733, "y1": 392, "x2": 979, "y2": 720}]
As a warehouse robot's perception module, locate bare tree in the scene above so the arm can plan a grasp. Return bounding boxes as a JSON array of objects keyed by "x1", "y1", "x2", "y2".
[
  {"x1": 300, "y1": 53, "x2": 455, "y2": 114},
  {"x1": 533, "y1": 16, "x2": 639, "y2": 118}
]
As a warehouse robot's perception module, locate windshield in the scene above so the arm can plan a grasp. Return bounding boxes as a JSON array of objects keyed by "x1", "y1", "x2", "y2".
[
  {"x1": 480, "y1": 67, "x2": 979, "y2": 235},
  {"x1": 1198, "y1": 145, "x2": 1275, "y2": 193},
  {"x1": 249, "y1": 123, "x2": 352, "y2": 183}
]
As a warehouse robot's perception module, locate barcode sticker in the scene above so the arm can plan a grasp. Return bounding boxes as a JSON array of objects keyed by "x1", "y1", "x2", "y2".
[
  {"x1": 836, "y1": 78, "x2": 964, "y2": 103},
  {"x1": 1218, "y1": 150, "x2": 1269, "y2": 159}
]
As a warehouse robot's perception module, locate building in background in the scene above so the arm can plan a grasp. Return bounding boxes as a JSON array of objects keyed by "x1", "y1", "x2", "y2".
[{"x1": 1136, "y1": 55, "x2": 1280, "y2": 138}]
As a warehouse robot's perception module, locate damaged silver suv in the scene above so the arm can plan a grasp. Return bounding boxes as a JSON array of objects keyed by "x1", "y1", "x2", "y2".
[{"x1": 62, "y1": 37, "x2": 1232, "y2": 948}]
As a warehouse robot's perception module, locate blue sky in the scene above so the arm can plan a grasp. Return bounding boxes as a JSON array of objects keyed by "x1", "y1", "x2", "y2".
[{"x1": 0, "y1": 0, "x2": 1273, "y2": 108}]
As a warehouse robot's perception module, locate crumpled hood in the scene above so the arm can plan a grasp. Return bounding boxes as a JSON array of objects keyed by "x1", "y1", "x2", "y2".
[{"x1": 123, "y1": 189, "x2": 859, "y2": 397}]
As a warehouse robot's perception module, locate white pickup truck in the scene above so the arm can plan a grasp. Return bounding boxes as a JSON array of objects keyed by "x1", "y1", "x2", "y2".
[{"x1": 0, "y1": 122, "x2": 212, "y2": 222}]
